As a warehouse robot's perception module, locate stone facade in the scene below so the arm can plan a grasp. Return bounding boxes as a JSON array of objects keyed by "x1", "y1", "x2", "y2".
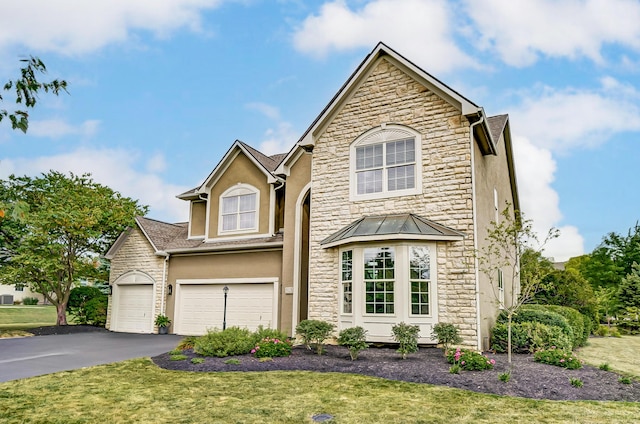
[
  {"x1": 105, "y1": 227, "x2": 165, "y2": 331},
  {"x1": 308, "y1": 58, "x2": 479, "y2": 347}
]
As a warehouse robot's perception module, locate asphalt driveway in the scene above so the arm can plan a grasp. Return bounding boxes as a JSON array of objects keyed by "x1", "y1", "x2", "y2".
[{"x1": 0, "y1": 332, "x2": 182, "y2": 382}]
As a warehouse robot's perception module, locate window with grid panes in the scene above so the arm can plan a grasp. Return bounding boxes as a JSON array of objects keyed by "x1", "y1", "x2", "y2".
[
  {"x1": 355, "y1": 138, "x2": 415, "y2": 195},
  {"x1": 220, "y1": 186, "x2": 258, "y2": 232},
  {"x1": 341, "y1": 250, "x2": 353, "y2": 314},
  {"x1": 409, "y1": 246, "x2": 430, "y2": 315},
  {"x1": 364, "y1": 247, "x2": 395, "y2": 314}
]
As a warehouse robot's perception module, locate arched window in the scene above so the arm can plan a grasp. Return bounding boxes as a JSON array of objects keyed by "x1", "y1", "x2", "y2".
[
  {"x1": 350, "y1": 124, "x2": 422, "y2": 200},
  {"x1": 218, "y1": 184, "x2": 259, "y2": 234}
]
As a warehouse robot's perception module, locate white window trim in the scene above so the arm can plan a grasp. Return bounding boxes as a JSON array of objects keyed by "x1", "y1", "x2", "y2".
[
  {"x1": 349, "y1": 124, "x2": 423, "y2": 201},
  {"x1": 339, "y1": 242, "x2": 437, "y2": 320},
  {"x1": 340, "y1": 249, "x2": 354, "y2": 316},
  {"x1": 217, "y1": 183, "x2": 260, "y2": 236},
  {"x1": 498, "y1": 269, "x2": 505, "y2": 309}
]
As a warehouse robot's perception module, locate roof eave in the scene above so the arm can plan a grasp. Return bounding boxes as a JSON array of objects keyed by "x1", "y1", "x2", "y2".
[{"x1": 165, "y1": 241, "x2": 284, "y2": 254}]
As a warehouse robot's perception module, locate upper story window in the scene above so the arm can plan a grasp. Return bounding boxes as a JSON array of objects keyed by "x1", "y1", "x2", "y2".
[
  {"x1": 219, "y1": 184, "x2": 259, "y2": 234},
  {"x1": 350, "y1": 124, "x2": 422, "y2": 201}
]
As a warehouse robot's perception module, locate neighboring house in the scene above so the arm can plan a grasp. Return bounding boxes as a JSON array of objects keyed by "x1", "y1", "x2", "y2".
[
  {"x1": 0, "y1": 283, "x2": 45, "y2": 304},
  {"x1": 105, "y1": 43, "x2": 519, "y2": 350}
]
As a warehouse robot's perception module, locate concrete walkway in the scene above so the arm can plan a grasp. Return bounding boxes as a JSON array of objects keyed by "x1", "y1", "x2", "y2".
[{"x1": 0, "y1": 332, "x2": 181, "y2": 382}]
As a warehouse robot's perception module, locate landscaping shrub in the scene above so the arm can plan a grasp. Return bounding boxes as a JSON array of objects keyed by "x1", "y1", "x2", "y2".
[
  {"x1": 491, "y1": 321, "x2": 572, "y2": 353},
  {"x1": 193, "y1": 327, "x2": 254, "y2": 357},
  {"x1": 595, "y1": 325, "x2": 622, "y2": 338},
  {"x1": 68, "y1": 286, "x2": 107, "y2": 326},
  {"x1": 176, "y1": 336, "x2": 199, "y2": 351},
  {"x1": 251, "y1": 337, "x2": 292, "y2": 358},
  {"x1": 296, "y1": 319, "x2": 334, "y2": 355},
  {"x1": 528, "y1": 304, "x2": 588, "y2": 348},
  {"x1": 570, "y1": 377, "x2": 584, "y2": 388},
  {"x1": 22, "y1": 297, "x2": 39, "y2": 305},
  {"x1": 499, "y1": 305, "x2": 574, "y2": 342},
  {"x1": 337, "y1": 326, "x2": 369, "y2": 360},
  {"x1": 446, "y1": 348, "x2": 495, "y2": 371},
  {"x1": 431, "y1": 322, "x2": 462, "y2": 353},
  {"x1": 391, "y1": 322, "x2": 420, "y2": 359},
  {"x1": 533, "y1": 347, "x2": 582, "y2": 369},
  {"x1": 252, "y1": 326, "x2": 289, "y2": 346}
]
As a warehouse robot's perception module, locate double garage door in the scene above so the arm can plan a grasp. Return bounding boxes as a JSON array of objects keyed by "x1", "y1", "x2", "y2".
[{"x1": 174, "y1": 281, "x2": 276, "y2": 335}]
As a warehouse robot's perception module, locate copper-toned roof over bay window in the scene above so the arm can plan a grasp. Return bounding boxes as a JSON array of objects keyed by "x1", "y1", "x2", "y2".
[{"x1": 320, "y1": 214, "x2": 465, "y2": 248}]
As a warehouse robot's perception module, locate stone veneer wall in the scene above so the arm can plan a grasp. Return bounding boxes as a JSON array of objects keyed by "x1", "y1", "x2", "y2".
[
  {"x1": 105, "y1": 227, "x2": 165, "y2": 330},
  {"x1": 308, "y1": 58, "x2": 479, "y2": 347}
]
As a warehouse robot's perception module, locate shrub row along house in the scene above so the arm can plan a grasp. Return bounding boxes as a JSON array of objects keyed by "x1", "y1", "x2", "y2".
[{"x1": 105, "y1": 43, "x2": 519, "y2": 350}]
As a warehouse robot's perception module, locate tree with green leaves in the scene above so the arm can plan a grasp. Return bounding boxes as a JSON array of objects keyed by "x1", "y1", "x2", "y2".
[
  {"x1": 1, "y1": 56, "x2": 68, "y2": 133},
  {"x1": 533, "y1": 268, "x2": 598, "y2": 325},
  {"x1": 478, "y1": 206, "x2": 558, "y2": 363},
  {"x1": 618, "y1": 262, "x2": 640, "y2": 310},
  {"x1": 0, "y1": 172, "x2": 147, "y2": 325}
]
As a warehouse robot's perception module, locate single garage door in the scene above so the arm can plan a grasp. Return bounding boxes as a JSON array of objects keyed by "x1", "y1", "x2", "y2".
[
  {"x1": 112, "y1": 284, "x2": 154, "y2": 333},
  {"x1": 175, "y1": 283, "x2": 274, "y2": 335}
]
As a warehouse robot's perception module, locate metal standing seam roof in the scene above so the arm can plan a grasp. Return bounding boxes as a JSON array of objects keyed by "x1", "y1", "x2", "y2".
[{"x1": 320, "y1": 214, "x2": 465, "y2": 248}]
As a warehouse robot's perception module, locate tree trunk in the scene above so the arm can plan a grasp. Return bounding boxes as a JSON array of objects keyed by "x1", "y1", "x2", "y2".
[
  {"x1": 507, "y1": 313, "x2": 513, "y2": 364},
  {"x1": 56, "y1": 302, "x2": 68, "y2": 326}
]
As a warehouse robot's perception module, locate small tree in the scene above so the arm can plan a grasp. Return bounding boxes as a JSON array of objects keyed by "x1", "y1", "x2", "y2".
[
  {"x1": 618, "y1": 262, "x2": 640, "y2": 309},
  {"x1": 431, "y1": 322, "x2": 462, "y2": 354},
  {"x1": 391, "y1": 322, "x2": 420, "y2": 359},
  {"x1": 478, "y1": 206, "x2": 558, "y2": 363}
]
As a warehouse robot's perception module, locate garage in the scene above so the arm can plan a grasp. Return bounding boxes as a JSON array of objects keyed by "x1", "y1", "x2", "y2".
[
  {"x1": 111, "y1": 272, "x2": 155, "y2": 334},
  {"x1": 174, "y1": 279, "x2": 278, "y2": 335}
]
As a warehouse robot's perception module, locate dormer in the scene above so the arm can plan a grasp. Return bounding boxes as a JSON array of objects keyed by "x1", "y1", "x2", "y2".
[{"x1": 177, "y1": 141, "x2": 286, "y2": 242}]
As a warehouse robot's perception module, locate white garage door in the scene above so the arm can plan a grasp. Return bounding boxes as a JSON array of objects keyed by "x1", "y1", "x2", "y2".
[
  {"x1": 175, "y1": 283, "x2": 274, "y2": 335},
  {"x1": 113, "y1": 284, "x2": 154, "y2": 333}
]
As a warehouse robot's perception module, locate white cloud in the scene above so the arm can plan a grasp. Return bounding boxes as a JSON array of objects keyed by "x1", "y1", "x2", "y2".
[
  {"x1": 146, "y1": 153, "x2": 167, "y2": 173},
  {"x1": 27, "y1": 119, "x2": 100, "y2": 139},
  {"x1": 245, "y1": 102, "x2": 297, "y2": 155},
  {"x1": 0, "y1": 0, "x2": 225, "y2": 55},
  {"x1": 292, "y1": 0, "x2": 478, "y2": 74},
  {"x1": 0, "y1": 147, "x2": 189, "y2": 223},
  {"x1": 466, "y1": 0, "x2": 640, "y2": 66},
  {"x1": 512, "y1": 136, "x2": 584, "y2": 261},
  {"x1": 510, "y1": 80, "x2": 640, "y2": 153}
]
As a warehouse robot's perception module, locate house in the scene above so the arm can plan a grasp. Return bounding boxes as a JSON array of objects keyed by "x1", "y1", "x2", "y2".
[
  {"x1": 0, "y1": 283, "x2": 44, "y2": 304},
  {"x1": 105, "y1": 43, "x2": 519, "y2": 350}
]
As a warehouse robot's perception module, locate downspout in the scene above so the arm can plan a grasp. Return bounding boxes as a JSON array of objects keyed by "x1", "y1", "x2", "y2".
[
  {"x1": 469, "y1": 113, "x2": 484, "y2": 352},
  {"x1": 156, "y1": 251, "x2": 170, "y2": 315}
]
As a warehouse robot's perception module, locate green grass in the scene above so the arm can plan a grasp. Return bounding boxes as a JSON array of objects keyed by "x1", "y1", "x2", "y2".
[
  {"x1": 0, "y1": 305, "x2": 59, "y2": 330},
  {"x1": 0, "y1": 358, "x2": 639, "y2": 423},
  {"x1": 577, "y1": 335, "x2": 640, "y2": 378}
]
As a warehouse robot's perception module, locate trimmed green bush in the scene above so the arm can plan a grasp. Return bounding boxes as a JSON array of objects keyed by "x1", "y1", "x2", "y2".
[
  {"x1": 337, "y1": 326, "x2": 369, "y2": 360},
  {"x1": 296, "y1": 319, "x2": 334, "y2": 355},
  {"x1": 22, "y1": 297, "x2": 39, "y2": 305},
  {"x1": 391, "y1": 322, "x2": 420, "y2": 359},
  {"x1": 498, "y1": 305, "x2": 574, "y2": 345},
  {"x1": 446, "y1": 348, "x2": 495, "y2": 371},
  {"x1": 528, "y1": 304, "x2": 588, "y2": 348},
  {"x1": 193, "y1": 327, "x2": 255, "y2": 357},
  {"x1": 252, "y1": 326, "x2": 289, "y2": 346},
  {"x1": 431, "y1": 322, "x2": 462, "y2": 353},
  {"x1": 534, "y1": 347, "x2": 582, "y2": 369},
  {"x1": 491, "y1": 321, "x2": 572, "y2": 353},
  {"x1": 251, "y1": 337, "x2": 292, "y2": 358}
]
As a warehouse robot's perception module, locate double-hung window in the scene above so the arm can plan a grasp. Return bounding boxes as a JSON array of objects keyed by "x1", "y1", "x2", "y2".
[
  {"x1": 409, "y1": 246, "x2": 431, "y2": 315},
  {"x1": 351, "y1": 125, "x2": 421, "y2": 200},
  {"x1": 219, "y1": 185, "x2": 259, "y2": 234},
  {"x1": 364, "y1": 247, "x2": 395, "y2": 314}
]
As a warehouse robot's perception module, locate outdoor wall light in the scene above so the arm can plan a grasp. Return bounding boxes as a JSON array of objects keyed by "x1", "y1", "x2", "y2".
[
  {"x1": 168, "y1": 284, "x2": 173, "y2": 295},
  {"x1": 108, "y1": 285, "x2": 113, "y2": 295}
]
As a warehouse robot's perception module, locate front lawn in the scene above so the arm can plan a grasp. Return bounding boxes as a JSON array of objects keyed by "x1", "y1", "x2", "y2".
[
  {"x1": 0, "y1": 358, "x2": 638, "y2": 423},
  {"x1": 0, "y1": 305, "x2": 59, "y2": 331},
  {"x1": 578, "y1": 335, "x2": 640, "y2": 378}
]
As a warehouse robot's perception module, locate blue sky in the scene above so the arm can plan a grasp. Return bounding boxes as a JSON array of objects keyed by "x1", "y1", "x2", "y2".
[{"x1": 1, "y1": 0, "x2": 639, "y2": 261}]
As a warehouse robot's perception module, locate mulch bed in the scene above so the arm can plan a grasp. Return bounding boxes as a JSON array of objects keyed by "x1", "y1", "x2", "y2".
[
  {"x1": 27, "y1": 324, "x2": 109, "y2": 336},
  {"x1": 153, "y1": 344, "x2": 640, "y2": 402}
]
